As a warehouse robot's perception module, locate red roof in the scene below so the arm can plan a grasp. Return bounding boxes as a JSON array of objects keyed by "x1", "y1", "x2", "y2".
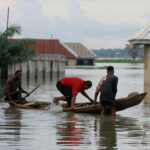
[{"x1": 30, "y1": 39, "x2": 77, "y2": 59}]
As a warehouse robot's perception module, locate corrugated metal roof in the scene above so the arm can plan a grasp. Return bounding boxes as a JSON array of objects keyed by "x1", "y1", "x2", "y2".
[
  {"x1": 64, "y1": 42, "x2": 96, "y2": 58},
  {"x1": 129, "y1": 22, "x2": 150, "y2": 45},
  {"x1": 130, "y1": 22, "x2": 150, "y2": 40},
  {"x1": 29, "y1": 39, "x2": 77, "y2": 59}
]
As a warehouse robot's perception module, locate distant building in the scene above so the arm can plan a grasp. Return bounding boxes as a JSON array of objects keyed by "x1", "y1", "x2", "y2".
[
  {"x1": 64, "y1": 42, "x2": 96, "y2": 66},
  {"x1": 29, "y1": 39, "x2": 96, "y2": 66}
]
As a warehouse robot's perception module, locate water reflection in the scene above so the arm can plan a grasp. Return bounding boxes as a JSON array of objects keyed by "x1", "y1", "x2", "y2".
[
  {"x1": 99, "y1": 116, "x2": 117, "y2": 150},
  {"x1": 94, "y1": 115, "x2": 145, "y2": 150},
  {"x1": 141, "y1": 103, "x2": 150, "y2": 148},
  {"x1": 115, "y1": 116, "x2": 147, "y2": 149},
  {"x1": 56, "y1": 113, "x2": 90, "y2": 149},
  {"x1": 0, "y1": 106, "x2": 22, "y2": 149},
  {"x1": 1, "y1": 64, "x2": 150, "y2": 150}
]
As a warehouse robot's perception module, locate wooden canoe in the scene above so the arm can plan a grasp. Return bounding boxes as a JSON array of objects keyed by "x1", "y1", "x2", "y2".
[
  {"x1": 10, "y1": 92, "x2": 147, "y2": 113},
  {"x1": 63, "y1": 92, "x2": 147, "y2": 114},
  {"x1": 10, "y1": 100, "x2": 51, "y2": 111}
]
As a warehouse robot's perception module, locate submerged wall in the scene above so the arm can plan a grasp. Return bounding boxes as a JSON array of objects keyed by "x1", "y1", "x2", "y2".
[
  {"x1": 0, "y1": 54, "x2": 66, "y2": 98},
  {"x1": 7, "y1": 54, "x2": 66, "y2": 79}
]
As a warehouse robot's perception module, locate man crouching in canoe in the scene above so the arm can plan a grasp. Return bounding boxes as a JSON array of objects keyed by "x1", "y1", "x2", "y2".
[
  {"x1": 4, "y1": 70, "x2": 30, "y2": 104},
  {"x1": 53, "y1": 77, "x2": 94, "y2": 110},
  {"x1": 94, "y1": 66, "x2": 118, "y2": 116}
]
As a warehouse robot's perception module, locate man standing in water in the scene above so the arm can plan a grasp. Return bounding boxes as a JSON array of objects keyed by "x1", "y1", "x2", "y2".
[
  {"x1": 53, "y1": 77, "x2": 94, "y2": 110},
  {"x1": 5, "y1": 70, "x2": 30, "y2": 104},
  {"x1": 94, "y1": 66, "x2": 118, "y2": 116}
]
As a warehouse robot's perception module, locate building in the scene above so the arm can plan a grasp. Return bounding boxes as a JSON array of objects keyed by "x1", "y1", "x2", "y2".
[
  {"x1": 29, "y1": 39, "x2": 77, "y2": 61},
  {"x1": 7, "y1": 39, "x2": 68, "y2": 77},
  {"x1": 64, "y1": 42, "x2": 96, "y2": 66},
  {"x1": 29, "y1": 39, "x2": 96, "y2": 66}
]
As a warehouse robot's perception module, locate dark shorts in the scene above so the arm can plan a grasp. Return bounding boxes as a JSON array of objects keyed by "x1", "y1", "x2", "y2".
[
  {"x1": 5, "y1": 92, "x2": 26, "y2": 104},
  {"x1": 100, "y1": 99, "x2": 116, "y2": 108},
  {"x1": 56, "y1": 81, "x2": 72, "y2": 107},
  {"x1": 5, "y1": 92, "x2": 19, "y2": 101}
]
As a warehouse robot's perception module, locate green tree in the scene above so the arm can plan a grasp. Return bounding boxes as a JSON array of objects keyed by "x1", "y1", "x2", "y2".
[
  {"x1": 125, "y1": 44, "x2": 139, "y2": 60},
  {"x1": 0, "y1": 24, "x2": 36, "y2": 79}
]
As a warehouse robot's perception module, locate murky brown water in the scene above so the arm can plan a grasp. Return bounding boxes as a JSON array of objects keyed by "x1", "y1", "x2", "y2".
[{"x1": 1, "y1": 63, "x2": 150, "y2": 150}]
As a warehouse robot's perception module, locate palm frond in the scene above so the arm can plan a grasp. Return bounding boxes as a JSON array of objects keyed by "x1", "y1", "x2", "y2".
[
  {"x1": 0, "y1": 25, "x2": 36, "y2": 68},
  {"x1": 2, "y1": 24, "x2": 21, "y2": 38}
]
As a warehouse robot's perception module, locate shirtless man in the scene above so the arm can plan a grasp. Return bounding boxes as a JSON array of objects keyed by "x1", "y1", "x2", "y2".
[
  {"x1": 94, "y1": 66, "x2": 118, "y2": 116},
  {"x1": 5, "y1": 70, "x2": 30, "y2": 104}
]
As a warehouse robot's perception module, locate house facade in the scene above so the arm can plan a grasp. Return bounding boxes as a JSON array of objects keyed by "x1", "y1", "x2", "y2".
[
  {"x1": 64, "y1": 42, "x2": 96, "y2": 66},
  {"x1": 29, "y1": 39, "x2": 96, "y2": 66}
]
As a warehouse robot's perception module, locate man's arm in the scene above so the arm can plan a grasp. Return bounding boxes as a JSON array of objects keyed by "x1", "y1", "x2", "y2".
[
  {"x1": 94, "y1": 77, "x2": 105, "y2": 105},
  {"x1": 81, "y1": 90, "x2": 94, "y2": 103},
  {"x1": 94, "y1": 87, "x2": 101, "y2": 105},
  {"x1": 94, "y1": 90, "x2": 100, "y2": 105},
  {"x1": 19, "y1": 81, "x2": 27, "y2": 93},
  {"x1": 19, "y1": 81, "x2": 30, "y2": 97}
]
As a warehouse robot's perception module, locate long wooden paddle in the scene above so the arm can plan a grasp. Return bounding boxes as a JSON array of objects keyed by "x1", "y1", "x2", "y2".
[{"x1": 24, "y1": 84, "x2": 40, "y2": 98}]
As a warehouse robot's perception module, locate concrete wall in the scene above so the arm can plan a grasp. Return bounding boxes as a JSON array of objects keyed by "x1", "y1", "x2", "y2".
[
  {"x1": 52, "y1": 61, "x2": 58, "y2": 72},
  {"x1": 144, "y1": 45, "x2": 150, "y2": 103},
  {"x1": 44, "y1": 60, "x2": 51, "y2": 73},
  {"x1": 8, "y1": 59, "x2": 66, "y2": 78},
  {"x1": 67, "y1": 59, "x2": 77, "y2": 66},
  {"x1": 22, "y1": 62, "x2": 28, "y2": 73},
  {"x1": 58, "y1": 61, "x2": 65, "y2": 73}
]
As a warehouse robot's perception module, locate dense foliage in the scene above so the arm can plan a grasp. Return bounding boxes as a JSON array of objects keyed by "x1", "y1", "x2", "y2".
[
  {"x1": 92, "y1": 46, "x2": 144, "y2": 59},
  {"x1": 0, "y1": 24, "x2": 36, "y2": 68},
  {"x1": 0, "y1": 24, "x2": 36, "y2": 79}
]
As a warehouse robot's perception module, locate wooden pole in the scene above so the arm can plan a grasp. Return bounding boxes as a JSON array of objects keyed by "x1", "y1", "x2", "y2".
[
  {"x1": 24, "y1": 84, "x2": 40, "y2": 98},
  {"x1": 6, "y1": 7, "x2": 9, "y2": 30}
]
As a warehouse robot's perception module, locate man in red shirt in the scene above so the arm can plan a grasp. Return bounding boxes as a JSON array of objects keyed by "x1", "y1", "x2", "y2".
[{"x1": 53, "y1": 77, "x2": 94, "y2": 109}]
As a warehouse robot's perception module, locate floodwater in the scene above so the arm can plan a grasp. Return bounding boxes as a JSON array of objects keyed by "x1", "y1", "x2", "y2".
[{"x1": 0, "y1": 63, "x2": 150, "y2": 150}]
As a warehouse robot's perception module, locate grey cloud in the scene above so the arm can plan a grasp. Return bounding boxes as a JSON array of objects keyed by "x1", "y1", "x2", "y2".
[{"x1": 0, "y1": 0, "x2": 141, "y2": 47}]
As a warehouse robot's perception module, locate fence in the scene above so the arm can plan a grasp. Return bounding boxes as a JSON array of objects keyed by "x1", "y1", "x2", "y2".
[{"x1": 8, "y1": 54, "x2": 66, "y2": 78}]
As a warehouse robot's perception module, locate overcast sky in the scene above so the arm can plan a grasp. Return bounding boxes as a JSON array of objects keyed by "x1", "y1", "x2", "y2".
[{"x1": 1, "y1": 0, "x2": 150, "y2": 49}]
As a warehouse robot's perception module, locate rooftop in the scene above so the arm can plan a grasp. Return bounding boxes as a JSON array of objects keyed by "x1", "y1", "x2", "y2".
[
  {"x1": 64, "y1": 42, "x2": 96, "y2": 58},
  {"x1": 129, "y1": 22, "x2": 150, "y2": 45}
]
